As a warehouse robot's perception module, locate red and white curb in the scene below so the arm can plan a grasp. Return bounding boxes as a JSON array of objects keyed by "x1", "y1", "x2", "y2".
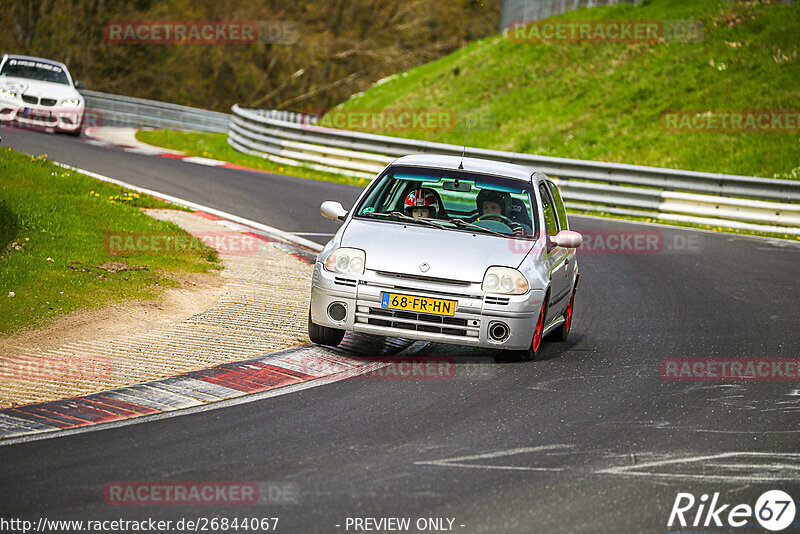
[
  {"x1": 150, "y1": 150, "x2": 279, "y2": 173},
  {"x1": 0, "y1": 162, "x2": 422, "y2": 445},
  {"x1": 0, "y1": 335, "x2": 422, "y2": 444},
  {"x1": 83, "y1": 126, "x2": 283, "y2": 175}
]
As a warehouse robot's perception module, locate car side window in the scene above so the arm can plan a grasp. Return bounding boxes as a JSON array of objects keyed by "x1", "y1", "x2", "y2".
[
  {"x1": 538, "y1": 183, "x2": 559, "y2": 236},
  {"x1": 546, "y1": 181, "x2": 569, "y2": 231}
]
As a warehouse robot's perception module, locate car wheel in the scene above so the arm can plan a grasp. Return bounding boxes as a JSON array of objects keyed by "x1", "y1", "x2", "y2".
[
  {"x1": 508, "y1": 295, "x2": 547, "y2": 361},
  {"x1": 308, "y1": 309, "x2": 345, "y2": 347},
  {"x1": 550, "y1": 285, "x2": 576, "y2": 342}
]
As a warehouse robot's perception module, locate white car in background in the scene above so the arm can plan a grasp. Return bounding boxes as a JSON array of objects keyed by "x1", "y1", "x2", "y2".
[{"x1": 0, "y1": 54, "x2": 85, "y2": 135}]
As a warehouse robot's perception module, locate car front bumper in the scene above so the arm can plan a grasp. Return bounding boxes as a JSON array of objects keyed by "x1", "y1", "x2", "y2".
[
  {"x1": 309, "y1": 263, "x2": 544, "y2": 351},
  {"x1": 0, "y1": 101, "x2": 83, "y2": 132}
]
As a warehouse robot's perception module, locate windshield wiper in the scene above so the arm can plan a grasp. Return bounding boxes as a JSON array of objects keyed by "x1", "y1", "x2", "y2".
[
  {"x1": 450, "y1": 219, "x2": 507, "y2": 238},
  {"x1": 362, "y1": 211, "x2": 448, "y2": 230},
  {"x1": 362, "y1": 211, "x2": 514, "y2": 237}
]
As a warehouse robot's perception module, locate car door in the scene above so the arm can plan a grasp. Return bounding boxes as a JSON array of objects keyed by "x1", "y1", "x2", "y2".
[
  {"x1": 547, "y1": 180, "x2": 577, "y2": 308},
  {"x1": 538, "y1": 181, "x2": 569, "y2": 322}
]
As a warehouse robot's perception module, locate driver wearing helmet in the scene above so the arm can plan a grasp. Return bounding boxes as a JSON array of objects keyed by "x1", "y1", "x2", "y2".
[
  {"x1": 404, "y1": 188, "x2": 439, "y2": 219},
  {"x1": 476, "y1": 189, "x2": 525, "y2": 235}
]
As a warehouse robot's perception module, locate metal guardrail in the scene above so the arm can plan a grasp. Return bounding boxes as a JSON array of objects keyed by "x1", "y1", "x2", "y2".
[
  {"x1": 81, "y1": 90, "x2": 230, "y2": 133},
  {"x1": 241, "y1": 107, "x2": 317, "y2": 125},
  {"x1": 228, "y1": 104, "x2": 800, "y2": 235}
]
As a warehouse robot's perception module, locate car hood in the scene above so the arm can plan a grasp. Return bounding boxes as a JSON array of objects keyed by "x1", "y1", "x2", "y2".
[
  {"x1": 0, "y1": 77, "x2": 80, "y2": 100},
  {"x1": 340, "y1": 218, "x2": 534, "y2": 282}
]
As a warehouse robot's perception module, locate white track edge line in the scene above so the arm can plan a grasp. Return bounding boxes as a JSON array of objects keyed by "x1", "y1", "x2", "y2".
[
  {"x1": 53, "y1": 162, "x2": 324, "y2": 252},
  {"x1": 53, "y1": 161, "x2": 795, "y2": 249},
  {"x1": 570, "y1": 213, "x2": 800, "y2": 247}
]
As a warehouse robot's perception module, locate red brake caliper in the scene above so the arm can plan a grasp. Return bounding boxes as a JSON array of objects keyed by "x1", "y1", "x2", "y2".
[
  {"x1": 565, "y1": 291, "x2": 574, "y2": 332},
  {"x1": 532, "y1": 299, "x2": 545, "y2": 352}
]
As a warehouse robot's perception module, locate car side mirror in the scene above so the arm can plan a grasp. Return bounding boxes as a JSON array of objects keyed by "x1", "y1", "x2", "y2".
[
  {"x1": 320, "y1": 201, "x2": 348, "y2": 221},
  {"x1": 75, "y1": 81, "x2": 86, "y2": 90},
  {"x1": 551, "y1": 230, "x2": 582, "y2": 248}
]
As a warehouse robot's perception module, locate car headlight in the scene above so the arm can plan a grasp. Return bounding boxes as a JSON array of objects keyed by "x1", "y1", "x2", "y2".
[
  {"x1": 0, "y1": 89, "x2": 17, "y2": 100},
  {"x1": 324, "y1": 247, "x2": 365, "y2": 276},
  {"x1": 482, "y1": 266, "x2": 529, "y2": 295},
  {"x1": 61, "y1": 98, "x2": 82, "y2": 108}
]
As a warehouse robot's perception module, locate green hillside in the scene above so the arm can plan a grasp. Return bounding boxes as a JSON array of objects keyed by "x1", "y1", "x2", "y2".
[{"x1": 331, "y1": 0, "x2": 799, "y2": 179}]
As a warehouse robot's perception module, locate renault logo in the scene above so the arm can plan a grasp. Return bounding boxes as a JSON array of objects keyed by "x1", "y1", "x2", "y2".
[{"x1": 419, "y1": 262, "x2": 430, "y2": 273}]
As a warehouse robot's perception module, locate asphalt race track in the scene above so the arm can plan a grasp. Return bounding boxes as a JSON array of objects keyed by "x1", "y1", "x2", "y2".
[
  {"x1": 1, "y1": 128, "x2": 359, "y2": 245},
  {"x1": 2, "y1": 128, "x2": 800, "y2": 533}
]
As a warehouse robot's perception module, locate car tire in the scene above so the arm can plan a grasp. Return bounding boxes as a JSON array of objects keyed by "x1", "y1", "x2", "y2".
[
  {"x1": 550, "y1": 285, "x2": 576, "y2": 342},
  {"x1": 64, "y1": 124, "x2": 83, "y2": 137},
  {"x1": 308, "y1": 309, "x2": 345, "y2": 347},
  {"x1": 508, "y1": 294, "x2": 547, "y2": 361}
]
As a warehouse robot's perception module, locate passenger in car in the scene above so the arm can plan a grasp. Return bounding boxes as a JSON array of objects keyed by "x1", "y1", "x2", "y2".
[{"x1": 403, "y1": 188, "x2": 440, "y2": 219}]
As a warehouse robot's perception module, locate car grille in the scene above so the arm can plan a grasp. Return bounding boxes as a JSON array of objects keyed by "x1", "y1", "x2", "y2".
[
  {"x1": 484, "y1": 296, "x2": 510, "y2": 306},
  {"x1": 361, "y1": 281, "x2": 479, "y2": 301},
  {"x1": 375, "y1": 270, "x2": 472, "y2": 286},
  {"x1": 356, "y1": 306, "x2": 479, "y2": 338},
  {"x1": 21, "y1": 95, "x2": 38, "y2": 104},
  {"x1": 40, "y1": 98, "x2": 57, "y2": 107}
]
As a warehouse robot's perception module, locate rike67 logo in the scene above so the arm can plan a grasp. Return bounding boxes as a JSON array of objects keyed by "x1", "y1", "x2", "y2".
[{"x1": 669, "y1": 490, "x2": 796, "y2": 531}]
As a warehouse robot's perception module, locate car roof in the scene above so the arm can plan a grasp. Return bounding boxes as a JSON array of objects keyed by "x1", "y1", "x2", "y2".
[
  {"x1": 391, "y1": 154, "x2": 538, "y2": 182},
  {"x1": 2, "y1": 54, "x2": 67, "y2": 69}
]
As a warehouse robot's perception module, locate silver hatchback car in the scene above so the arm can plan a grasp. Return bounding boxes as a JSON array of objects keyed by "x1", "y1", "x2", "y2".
[{"x1": 308, "y1": 155, "x2": 582, "y2": 360}]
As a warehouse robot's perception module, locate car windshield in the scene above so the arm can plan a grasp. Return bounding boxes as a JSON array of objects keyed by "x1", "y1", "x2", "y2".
[
  {"x1": 0, "y1": 59, "x2": 70, "y2": 85},
  {"x1": 354, "y1": 165, "x2": 539, "y2": 239}
]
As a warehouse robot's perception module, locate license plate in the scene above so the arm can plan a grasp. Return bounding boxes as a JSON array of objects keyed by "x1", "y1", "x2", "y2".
[
  {"x1": 381, "y1": 292, "x2": 456, "y2": 316},
  {"x1": 24, "y1": 107, "x2": 50, "y2": 117}
]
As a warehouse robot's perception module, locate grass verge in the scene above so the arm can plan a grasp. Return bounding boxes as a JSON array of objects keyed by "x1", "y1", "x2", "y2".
[
  {"x1": 0, "y1": 147, "x2": 220, "y2": 335},
  {"x1": 335, "y1": 0, "x2": 800, "y2": 179}
]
